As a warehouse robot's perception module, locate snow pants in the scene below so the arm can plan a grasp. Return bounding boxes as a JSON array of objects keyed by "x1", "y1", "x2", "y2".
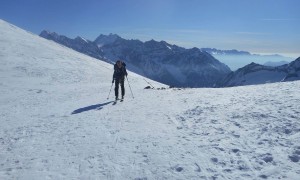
[{"x1": 115, "y1": 78, "x2": 125, "y2": 98}]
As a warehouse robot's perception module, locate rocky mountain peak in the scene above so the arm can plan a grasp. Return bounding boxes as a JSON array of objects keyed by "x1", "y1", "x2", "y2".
[{"x1": 94, "y1": 33, "x2": 123, "y2": 47}]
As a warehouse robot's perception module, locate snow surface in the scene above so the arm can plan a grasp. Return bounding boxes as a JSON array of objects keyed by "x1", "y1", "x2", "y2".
[{"x1": 1, "y1": 19, "x2": 300, "y2": 179}]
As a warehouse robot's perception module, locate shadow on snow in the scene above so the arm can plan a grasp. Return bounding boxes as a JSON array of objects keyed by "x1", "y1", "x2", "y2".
[{"x1": 71, "y1": 101, "x2": 113, "y2": 114}]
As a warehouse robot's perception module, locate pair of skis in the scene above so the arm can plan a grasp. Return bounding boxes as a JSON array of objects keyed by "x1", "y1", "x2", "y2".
[{"x1": 113, "y1": 98, "x2": 124, "y2": 105}]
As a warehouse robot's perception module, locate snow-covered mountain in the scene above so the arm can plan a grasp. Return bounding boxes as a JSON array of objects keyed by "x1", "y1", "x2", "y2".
[
  {"x1": 1, "y1": 19, "x2": 300, "y2": 179},
  {"x1": 99, "y1": 37, "x2": 231, "y2": 87},
  {"x1": 40, "y1": 30, "x2": 105, "y2": 61},
  {"x1": 218, "y1": 57, "x2": 300, "y2": 87},
  {"x1": 40, "y1": 32, "x2": 231, "y2": 87},
  {"x1": 201, "y1": 48, "x2": 294, "y2": 70}
]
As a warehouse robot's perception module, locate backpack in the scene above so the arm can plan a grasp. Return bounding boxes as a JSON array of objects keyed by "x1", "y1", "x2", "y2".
[{"x1": 113, "y1": 61, "x2": 127, "y2": 79}]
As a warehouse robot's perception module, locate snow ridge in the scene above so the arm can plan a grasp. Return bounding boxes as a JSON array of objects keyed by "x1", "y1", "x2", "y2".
[{"x1": 218, "y1": 58, "x2": 300, "y2": 87}]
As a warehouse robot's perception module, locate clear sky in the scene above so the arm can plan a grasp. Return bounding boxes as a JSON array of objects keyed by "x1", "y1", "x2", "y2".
[{"x1": 1, "y1": 0, "x2": 299, "y2": 57}]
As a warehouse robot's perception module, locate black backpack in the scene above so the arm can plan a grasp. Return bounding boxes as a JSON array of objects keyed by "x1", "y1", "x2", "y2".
[{"x1": 113, "y1": 61, "x2": 127, "y2": 78}]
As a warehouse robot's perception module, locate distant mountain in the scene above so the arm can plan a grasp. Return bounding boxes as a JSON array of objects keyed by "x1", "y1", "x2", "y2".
[
  {"x1": 264, "y1": 61, "x2": 289, "y2": 67},
  {"x1": 201, "y1": 48, "x2": 251, "y2": 55},
  {"x1": 94, "y1": 33, "x2": 122, "y2": 47},
  {"x1": 40, "y1": 30, "x2": 105, "y2": 60},
  {"x1": 217, "y1": 57, "x2": 300, "y2": 87},
  {"x1": 40, "y1": 32, "x2": 231, "y2": 87},
  {"x1": 284, "y1": 57, "x2": 300, "y2": 81},
  {"x1": 99, "y1": 37, "x2": 231, "y2": 87},
  {"x1": 201, "y1": 48, "x2": 294, "y2": 70}
]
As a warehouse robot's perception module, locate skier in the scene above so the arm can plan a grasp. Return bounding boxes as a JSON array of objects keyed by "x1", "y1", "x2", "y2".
[{"x1": 112, "y1": 60, "x2": 128, "y2": 101}]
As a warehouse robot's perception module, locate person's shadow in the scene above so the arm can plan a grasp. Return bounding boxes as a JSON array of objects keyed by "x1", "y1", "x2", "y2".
[{"x1": 71, "y1": 101, "x2": 113, "y2": 114}]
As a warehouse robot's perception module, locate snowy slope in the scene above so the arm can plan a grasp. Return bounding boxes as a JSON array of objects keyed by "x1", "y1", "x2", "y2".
[{"x1": 1, "y1": 19, "x2": 300, "y2": 180}]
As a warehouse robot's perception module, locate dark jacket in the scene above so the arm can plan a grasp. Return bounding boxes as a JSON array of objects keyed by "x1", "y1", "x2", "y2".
[{"x1": 113, "y1": 62, "x2": 128, "y2": 80}]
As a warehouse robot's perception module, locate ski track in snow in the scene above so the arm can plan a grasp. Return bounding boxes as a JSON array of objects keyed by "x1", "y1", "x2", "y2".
[{"x1": 1, "y1": 19, "x2": 300, "y2": 179}]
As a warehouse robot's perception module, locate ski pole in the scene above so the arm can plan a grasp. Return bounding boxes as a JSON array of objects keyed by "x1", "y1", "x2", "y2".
[
  {"x1": 126, "y1": 76, "x2": 134, "y2": 99},
  {"x1": 107, "y1": 82, "x2": 113, "y2": 99}
]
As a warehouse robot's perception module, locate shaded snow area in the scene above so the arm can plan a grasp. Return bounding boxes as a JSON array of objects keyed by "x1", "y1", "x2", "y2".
[{"x1": 1, "y1": 19, "x2": 300, "y2": 180}]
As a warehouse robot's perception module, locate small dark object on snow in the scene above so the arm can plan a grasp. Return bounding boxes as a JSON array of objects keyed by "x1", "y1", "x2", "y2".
[
  {"x1": 232, "y1": 149, "x2": 240, "y2": 153},
  {"x1": 259, "y1": 175, "x2": 268, "y2": 179},
  {"x1": 289, "y1": 155, "x2": 300, "y2": 162},
  {"x1": 262, "y1": 156, "x2": 273, "y2": 163},
  {"x1": 175, "y1": 167, "x2": 183, "y2": 172}
]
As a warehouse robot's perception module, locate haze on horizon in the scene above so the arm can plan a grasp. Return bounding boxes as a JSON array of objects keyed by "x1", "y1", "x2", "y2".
[{"x1": 0, "y1": 0, "x2": 299, "y2": 58}]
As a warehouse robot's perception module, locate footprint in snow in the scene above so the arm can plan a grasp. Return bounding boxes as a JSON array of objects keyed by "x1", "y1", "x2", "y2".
[
  {"x1": 259, "y1": 174, "x2": 268, "y2": 179},
  {"x1": 259, "y1": 153, "x2": 273, "y2": 163},
  {"x1": 289, "y1": 149, "x2": 300, "y2": 163},
  {"x1": 171, "y1": 165, "x2": 184, "y2": 172},
  {"x1": 232, "y1": 149, "x2": 240, "y2": 153}
]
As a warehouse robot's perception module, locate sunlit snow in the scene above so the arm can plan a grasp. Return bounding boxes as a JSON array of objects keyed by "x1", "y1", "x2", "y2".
[{"x1": 1, "y1": 19, "x2": 299, "y2": 180}]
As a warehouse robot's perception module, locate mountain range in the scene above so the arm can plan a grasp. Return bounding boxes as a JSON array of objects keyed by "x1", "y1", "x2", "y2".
[
  {"x1": 40, "y1": 31, "x2": 104, "y2": 60},
  {"x1": 202, "y1": 48, "x2": 294, "y2": 70},
  {"x1": 201, "y1": 48, "x2": 251, "y2": 55},
  {"x1": 40, "y1": 31, "x2": 300, "y2": 88},
  {"x1": 40, "y1": 31, "x2": 231, "y2": 87}
]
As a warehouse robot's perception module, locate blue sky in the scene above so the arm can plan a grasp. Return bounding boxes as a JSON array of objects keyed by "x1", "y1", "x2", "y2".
[{"x1": 1, "y1": 0, "x2": 299, "y2": 57}]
